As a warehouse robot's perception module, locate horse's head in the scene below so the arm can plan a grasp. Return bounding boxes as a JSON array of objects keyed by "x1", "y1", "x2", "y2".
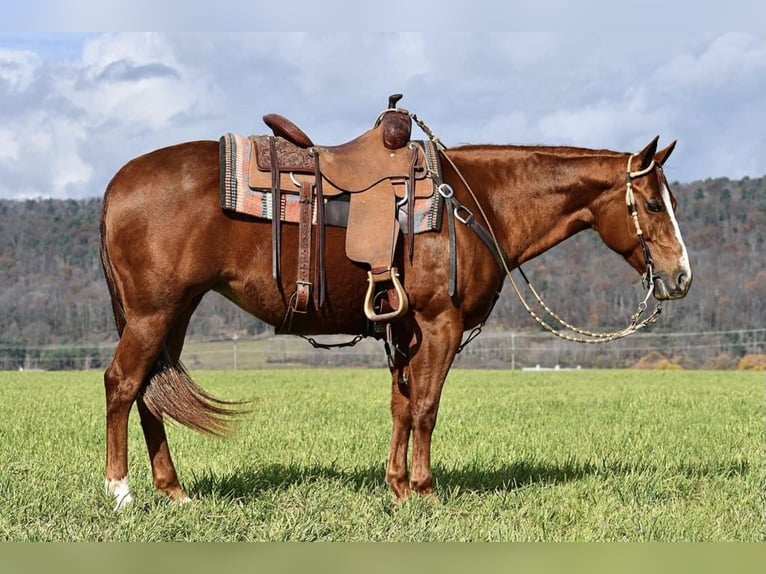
[{"x1": 593, "y1": 136, "x2": 692, "y2": 301}]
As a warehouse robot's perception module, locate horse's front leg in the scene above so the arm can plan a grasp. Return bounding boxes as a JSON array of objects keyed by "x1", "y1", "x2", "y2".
[
  {"x1": 408, "y1": 312, "x2": 462, "y2": 495},
  {"x1": 386, "y1": 311, "x2": 462, "y2": 499}
]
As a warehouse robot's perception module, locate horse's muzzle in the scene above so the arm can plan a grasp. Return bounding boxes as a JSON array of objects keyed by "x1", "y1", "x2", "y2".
[{"x1": 653, "y1": 269, "x2": 692, "y2": 301}]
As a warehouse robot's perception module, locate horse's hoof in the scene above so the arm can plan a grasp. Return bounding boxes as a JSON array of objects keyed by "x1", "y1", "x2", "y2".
[
  {"x1": 390, "y1": 486, "x2": 412, "y2": 505},
  {"x1": 165, "y1": 486, "x2": 192, "y2": 505},
  {"x1": 105, "y1": 476, "x2": 133, "y2": 511},
  {"x1": 113, "y1": 491, "x2": 134, "y2": 511},
  {"x1": 174, "y1": 494, "x2": 192, "y2": 505}
]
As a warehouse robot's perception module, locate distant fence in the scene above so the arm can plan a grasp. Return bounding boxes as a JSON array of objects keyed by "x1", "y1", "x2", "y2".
[{"x1": 2, "y1": 328, "x2": 765, "y2": 371}]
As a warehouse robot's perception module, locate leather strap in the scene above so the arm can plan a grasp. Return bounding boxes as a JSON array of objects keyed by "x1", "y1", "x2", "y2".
[
  {"x1": 448, "y1": 196, "x2": 509, "y2": 272},
  {"x1": 270, "y1": 136, "x2": 282, "y2": 283},
  {"x1": 446, "y1": 194, "x2": 457, "y2": 297},
  {"x1": 293, "y1": 180, "x2": 313, "y2": 313},
  {"x1": 313, "y1": 150, "x2": 326, "y2": 308},
  {"x1": 407, "y1": 146, "x2": 417, "y2": 261}
]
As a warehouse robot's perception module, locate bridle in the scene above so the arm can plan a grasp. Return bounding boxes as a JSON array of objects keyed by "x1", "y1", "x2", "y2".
[
  {"x1": 625, "y1": 153, "x2": 658, "y2": 304},
  {"x1": 412, "y1": 113, "x2": 665, "y2": 345}
]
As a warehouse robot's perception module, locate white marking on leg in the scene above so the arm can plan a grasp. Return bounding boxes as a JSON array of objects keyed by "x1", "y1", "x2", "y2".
[
  {"x1": 660, "y1": 182, "x2": 692, "y2": 280},
  {"x1": 105, "y1": 476, "x2": 133, "y2": 511}
]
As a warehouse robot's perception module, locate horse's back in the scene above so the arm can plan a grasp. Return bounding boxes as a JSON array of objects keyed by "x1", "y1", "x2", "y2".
[{"x1": 106, "y1": 140, "x2": 219, "y2": 207}]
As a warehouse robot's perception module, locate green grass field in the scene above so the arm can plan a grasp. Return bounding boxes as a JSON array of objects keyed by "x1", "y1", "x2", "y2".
[{"x1": 0, "y1": 368, "x2": 763, "y2": 541}]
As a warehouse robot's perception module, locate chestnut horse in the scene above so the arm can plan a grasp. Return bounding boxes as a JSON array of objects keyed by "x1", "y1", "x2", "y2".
[{"x1": 99, "y1": 133, "x2": 691, "y2": 509}]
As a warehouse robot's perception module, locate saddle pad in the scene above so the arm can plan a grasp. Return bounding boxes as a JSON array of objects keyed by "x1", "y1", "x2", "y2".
[
  {"x1": 219, "y1": 133, "x2": 443, "y2": 233},
  {"x1": 219, "y1": 133, "x2": 317, "y2": 222}
]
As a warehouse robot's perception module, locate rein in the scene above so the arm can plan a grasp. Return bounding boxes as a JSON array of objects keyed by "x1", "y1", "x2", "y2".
[{"x1": 412, "y1": 114, "x2": 663, "y2": 344}]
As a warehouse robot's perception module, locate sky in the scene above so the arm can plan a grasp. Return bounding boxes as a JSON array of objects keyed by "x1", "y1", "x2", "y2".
[{"x1": 0, "y1": 31, "x2": 764, "y2": 200}]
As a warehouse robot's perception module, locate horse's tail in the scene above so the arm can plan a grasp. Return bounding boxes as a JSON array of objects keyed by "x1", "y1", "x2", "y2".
[
  {"x1": 99, "y1": 184, "x2": 244, "y2": 436},
  {"x1": 141, "y1": 357, "x2": 245, "y2": 436},
  {"x1": 99, "y1": 184, "x2": 127, "y2": 337}
]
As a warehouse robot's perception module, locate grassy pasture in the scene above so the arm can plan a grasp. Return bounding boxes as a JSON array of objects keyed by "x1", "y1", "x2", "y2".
[{"x1": 0, "y1": 368, "x2": 762, "y2": 541}]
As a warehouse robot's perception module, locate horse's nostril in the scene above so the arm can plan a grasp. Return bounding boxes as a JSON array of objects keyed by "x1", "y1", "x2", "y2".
[{"x1": 678, "y1": 272, "x2": 688, "y2": 287}]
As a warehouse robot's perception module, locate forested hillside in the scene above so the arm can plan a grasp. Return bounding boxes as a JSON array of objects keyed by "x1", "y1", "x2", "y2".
[{"x1": 1, "y1": 175, "x2": 764, "y2": 368}]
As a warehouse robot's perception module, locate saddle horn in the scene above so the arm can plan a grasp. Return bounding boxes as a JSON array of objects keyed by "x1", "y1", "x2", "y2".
[
  {"x1": 380, "y1": 94, "x2": 411, "y2": 150},
  {"x1": 388, "y1": 94, "x2": 403, "y2": 109}
]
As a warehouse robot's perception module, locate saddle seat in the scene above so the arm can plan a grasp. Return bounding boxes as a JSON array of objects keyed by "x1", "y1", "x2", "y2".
[
  {"x1": 263, "y1": 92, "x2": 412, "y2": 152},
  {"x1": 247, "y1": 95, "x2": 437, "y2": 327}
]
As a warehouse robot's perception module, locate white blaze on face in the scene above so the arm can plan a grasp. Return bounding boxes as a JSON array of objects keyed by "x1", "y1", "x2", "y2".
[
  {"x1": 659, "y1": 182, "x2": 692, "y2": 281},
  {"x1": 105, "y1": 476, "x2": 133, "y2": 511}
]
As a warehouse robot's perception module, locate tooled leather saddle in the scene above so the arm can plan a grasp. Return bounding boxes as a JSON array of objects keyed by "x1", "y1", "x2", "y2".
[{"x1": 246, "y1": 94, "x2": 440, "y2": 330}]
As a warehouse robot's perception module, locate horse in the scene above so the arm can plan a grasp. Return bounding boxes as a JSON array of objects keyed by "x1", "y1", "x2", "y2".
[{"x1": 99, "y1": 125, "x2": 691, "y2": 509}]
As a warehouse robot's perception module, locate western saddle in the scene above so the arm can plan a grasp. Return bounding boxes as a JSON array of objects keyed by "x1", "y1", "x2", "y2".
[{"x1": 247, "y1": 94, "x2": 438, "y2": 331}]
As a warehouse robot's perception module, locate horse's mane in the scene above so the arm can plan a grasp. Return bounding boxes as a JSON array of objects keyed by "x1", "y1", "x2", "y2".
[{"x1": 449, "y1": 143, "x2": 626, "y2": 157}]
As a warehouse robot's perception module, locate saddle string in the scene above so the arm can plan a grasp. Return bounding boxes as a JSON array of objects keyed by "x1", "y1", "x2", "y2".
[{"x1": 411, "y1": 114, "x2": 662, "y2": 344}]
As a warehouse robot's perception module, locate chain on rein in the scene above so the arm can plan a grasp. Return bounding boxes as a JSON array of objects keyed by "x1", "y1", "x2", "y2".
[{"x1": 411, "y1": 113, "x2": 663, "y2": 344}]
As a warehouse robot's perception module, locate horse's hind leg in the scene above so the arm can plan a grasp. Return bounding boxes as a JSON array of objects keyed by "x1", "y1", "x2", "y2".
[
  {"x1": 104, "y1": 313, "x2": 175, "y2": 510},
  {"x1": 135, "y1": 296, "x2": 203, "y2": 503}
]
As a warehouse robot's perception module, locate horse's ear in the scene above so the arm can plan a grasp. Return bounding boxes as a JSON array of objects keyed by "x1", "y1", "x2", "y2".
[
  {"x1": 655, "y1": 140, "x2": 677, "y2": 166},
  {"x1": 637, "y1": 136, "x2": 660, "y2": 170}
]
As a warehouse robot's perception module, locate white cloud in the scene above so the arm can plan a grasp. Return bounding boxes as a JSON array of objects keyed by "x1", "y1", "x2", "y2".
[
  {"x1": 534, "y1": 88, "x2": 668, "y2": 150},
  {"x1": 0, "y1": 48, "x2": 39, "y2": 91},
  {"x1": 655, "y1": 33, "x2": 765, "y2": 91},
  {"x1": 72, "y1": 33, "x2": 207, "y2": 130},
  {"x1": 79, "y1": 33, "x2": 174, "y2": 73},
  {"x1": 0, "y1": 111, "x2": 93, "y2": 199},
  {"x1": 0, "y1": 33, "x2": 220, "y2": 198},
  {"x1": 47, "y1": 118, "x2": 93, "y2": 192}
]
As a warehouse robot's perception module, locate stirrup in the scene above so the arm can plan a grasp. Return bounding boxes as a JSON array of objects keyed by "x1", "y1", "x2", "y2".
[{"x1": 363, "y1": 267, "x2": 409, "y2": 322}]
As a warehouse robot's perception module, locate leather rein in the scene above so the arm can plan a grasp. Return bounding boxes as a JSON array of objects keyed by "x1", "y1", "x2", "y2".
[{"x1": 412, "y1": 114, "x2": 663, "y2": 345}]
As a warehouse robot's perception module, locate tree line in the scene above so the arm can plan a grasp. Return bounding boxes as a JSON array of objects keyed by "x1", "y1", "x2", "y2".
[{"x1": 0, "y1": 175, "x2": 764, "y2": 369}]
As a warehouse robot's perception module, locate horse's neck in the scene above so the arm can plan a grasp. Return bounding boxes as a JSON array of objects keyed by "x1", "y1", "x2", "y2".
[{"x1": 448, "y1": 146, "x2": 620, "y2": 265}]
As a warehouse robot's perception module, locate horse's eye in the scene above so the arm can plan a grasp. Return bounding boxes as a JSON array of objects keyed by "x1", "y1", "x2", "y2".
[{"x1": 646, "y1": 200, "x2": 664, "y2": 213}]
